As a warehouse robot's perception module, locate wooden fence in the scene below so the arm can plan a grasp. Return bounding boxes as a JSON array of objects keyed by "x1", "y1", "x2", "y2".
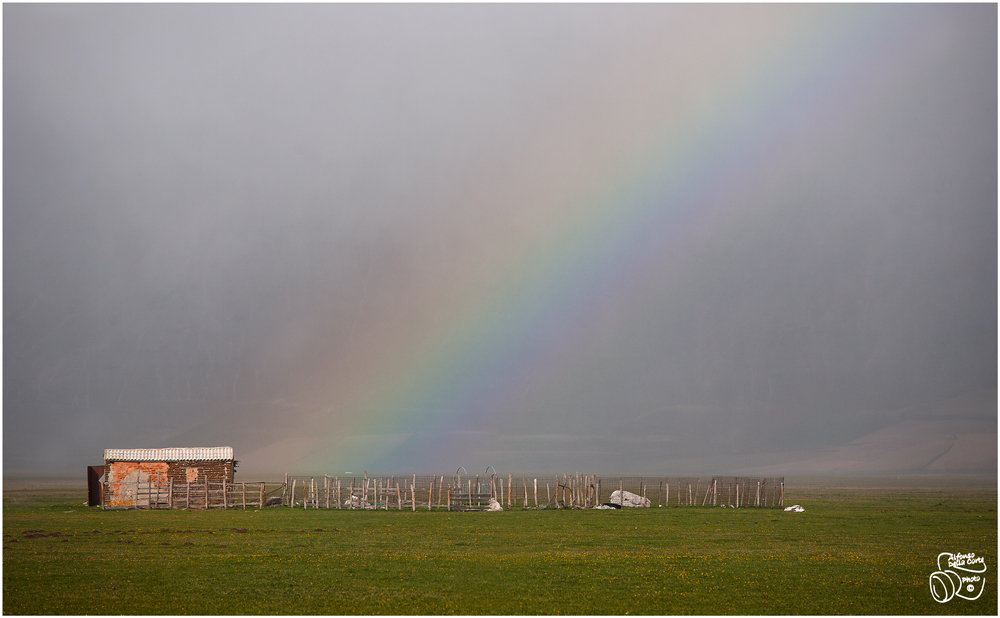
[
  {"x1": 102, "y1": 473, "x2": 783, "y2": 510},
  {"x1": 102, "y1": 479, "x2": 283, "y2": 510},
  {"x1": 277, "y1": 473, "x2": 784, "y2": 511}
]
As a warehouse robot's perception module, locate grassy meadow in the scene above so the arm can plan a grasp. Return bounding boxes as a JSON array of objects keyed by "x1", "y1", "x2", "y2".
[{"x1": 3, "y1": 476, "x2": 996, "y2": 615}]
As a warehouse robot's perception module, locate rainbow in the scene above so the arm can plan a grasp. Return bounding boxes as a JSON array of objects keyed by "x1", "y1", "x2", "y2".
[{"x1": 240, "y1": 5, "x2": 969, "y2": 473}]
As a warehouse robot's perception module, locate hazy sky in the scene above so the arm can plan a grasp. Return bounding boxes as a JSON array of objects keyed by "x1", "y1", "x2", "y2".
[{"x1": 4, "y1": 4, "x2": 996, "y2": 476}]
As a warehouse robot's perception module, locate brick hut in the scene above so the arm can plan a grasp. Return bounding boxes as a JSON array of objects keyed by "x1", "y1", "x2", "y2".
[{"x1": 102, "y1": 446, "x2": 237, "y2": 509}]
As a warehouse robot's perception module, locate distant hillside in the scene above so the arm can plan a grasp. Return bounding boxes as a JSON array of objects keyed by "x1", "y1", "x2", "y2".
[{"x1": 740, "y1": 390, "x2": 996, "y2": 475}]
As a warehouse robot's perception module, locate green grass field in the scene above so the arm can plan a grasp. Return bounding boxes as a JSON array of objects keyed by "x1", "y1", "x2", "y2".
[{"x1": 3, "y1": 477, "x2": 996, "y2": 615}]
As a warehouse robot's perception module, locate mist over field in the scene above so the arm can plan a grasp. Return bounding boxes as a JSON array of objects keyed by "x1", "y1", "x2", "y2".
[{"x1": 4, "y1": 4, "x2": 996, "y2": 478}]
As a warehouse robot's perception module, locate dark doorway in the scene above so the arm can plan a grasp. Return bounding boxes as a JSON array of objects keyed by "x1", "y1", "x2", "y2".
[{"x1": 87, "y1": 465, "x2": 104, "y2": 507}]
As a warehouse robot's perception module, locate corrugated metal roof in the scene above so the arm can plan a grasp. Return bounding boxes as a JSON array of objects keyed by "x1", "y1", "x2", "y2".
[{"x1": 104, "y1": 447, "x2": 234, "y2": 461}]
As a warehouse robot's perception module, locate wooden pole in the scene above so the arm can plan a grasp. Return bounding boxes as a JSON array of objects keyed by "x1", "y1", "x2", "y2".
[
  {"x1": 242, "y1": 482, "x2": 246, "y2": 509},
  {"x1": 349, "y1": 480, "x2": 354, "y2": 510},
  {"x1": 291, "y1": 479, "x2": 297, "y2": 508},
  {"x1": 186, "y1": 481, "x2": 191, "y2": 510},
  {"x1": 522, "y1": 474, "x2": 527, "y2": 509},
  {"x1": 665, "y1": 482, "x2": 669, "y2": 507},
  {"x1": 411, "y1": 484, "x2": 416, "y2": 512},
  {"x1": 168, "y1": 478, "x2": 174, "y2": 509},
  {"x1": 337, "y1": 477, "x2": 341, "y2": 509},
  {"x1": 534, "y1": 478, "x2": 538, "y2": 508},
  {"x1": 447, "y1": 489, "x2": 451, "y2": 511}
]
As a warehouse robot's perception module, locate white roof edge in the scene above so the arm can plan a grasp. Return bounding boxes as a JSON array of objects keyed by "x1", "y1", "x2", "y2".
[{"x1": 104, "y1": 447, "x2": 234, "y2": 461}]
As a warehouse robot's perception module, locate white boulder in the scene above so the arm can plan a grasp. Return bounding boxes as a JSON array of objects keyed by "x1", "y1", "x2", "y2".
[{"x1": 609, "y1": 489, "x2": 650, "y2": 508}]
